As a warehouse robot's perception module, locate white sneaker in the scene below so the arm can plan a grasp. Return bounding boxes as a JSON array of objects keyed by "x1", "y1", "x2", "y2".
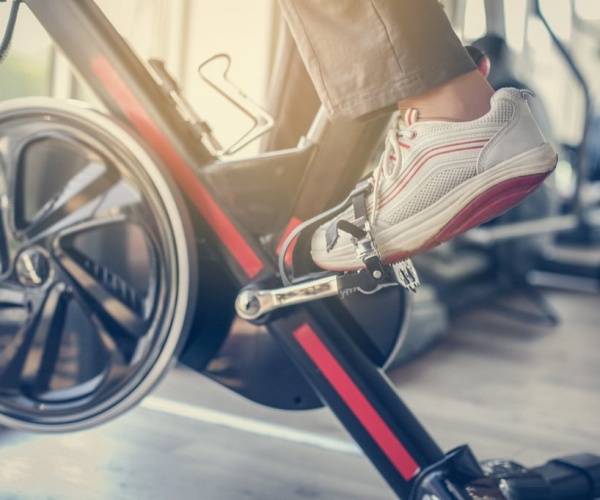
[{"x1": 311, "y1": 88, "x2": 557, "y2": 271}]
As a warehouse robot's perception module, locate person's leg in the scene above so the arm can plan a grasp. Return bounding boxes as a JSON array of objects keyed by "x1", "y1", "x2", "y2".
[
  {"x1": 277, "y1": 0, "x2": 479, "y2": 121},
  {"x1": 278, "y1": 0, "x2": 557, "y2": 271},
  {"x1": 398, "y1": 70, "x2": 493, "y2": 122}
]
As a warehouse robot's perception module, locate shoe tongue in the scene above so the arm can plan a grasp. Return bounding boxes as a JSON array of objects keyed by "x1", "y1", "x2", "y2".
[{"x1": 403, "y1": 108, "x2": 419, "y2": 126}]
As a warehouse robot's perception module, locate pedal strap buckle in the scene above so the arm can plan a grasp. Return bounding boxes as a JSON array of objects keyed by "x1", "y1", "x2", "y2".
[{"x1": 326, "y1": 181, "x2": 385, "y2": 281}]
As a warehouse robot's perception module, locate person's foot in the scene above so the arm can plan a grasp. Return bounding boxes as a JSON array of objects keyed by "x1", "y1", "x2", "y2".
[{"x1": 310, "y1": 87, "x2": 557, "y2": 271}]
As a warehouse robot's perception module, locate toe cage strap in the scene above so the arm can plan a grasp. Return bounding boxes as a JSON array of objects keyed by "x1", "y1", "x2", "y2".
[
  {"x1": 326, "y1": 219, "x2": 366, "y2": 251},
  {"x1": 325, "y1": 183, "x2": 385, "y2": 280},
  {"x1": 325, "y1": 181, "x2": 371, "y2": 251},
  {"x1": 278, "y1": 179, "x2": 372, "y2": 285}
]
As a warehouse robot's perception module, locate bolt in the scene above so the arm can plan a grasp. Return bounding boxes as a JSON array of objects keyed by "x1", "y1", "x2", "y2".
[{"x1": 236, "y1": 290, "x2": 261, "y2": 319}]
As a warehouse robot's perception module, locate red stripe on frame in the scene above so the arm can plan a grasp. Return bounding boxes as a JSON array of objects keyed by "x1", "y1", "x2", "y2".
[
  {"x1": 293, "y1": 323, "x2": 420, "y2": 481},
  {"x1": 91, "y1": 55, "x2": 264, "y2": 278}
]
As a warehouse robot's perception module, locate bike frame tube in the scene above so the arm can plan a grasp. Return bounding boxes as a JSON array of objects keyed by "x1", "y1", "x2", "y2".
[
  {"x1": 266, "y1": 303, "x2": 445, "y2": 497},
  {"x1": 22, "y1": 1, "x2": 447, "y2": 496}
]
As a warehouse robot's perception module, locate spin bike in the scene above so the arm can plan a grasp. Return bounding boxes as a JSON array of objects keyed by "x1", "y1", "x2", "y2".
[{"x1": 0, "y1": 1, "x2": 599, "y2": 498}]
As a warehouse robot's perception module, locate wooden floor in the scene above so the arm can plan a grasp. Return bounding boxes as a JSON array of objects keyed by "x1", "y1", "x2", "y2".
[{"x1": 0, "y1": 286, "x2": 599, "y2": 499}]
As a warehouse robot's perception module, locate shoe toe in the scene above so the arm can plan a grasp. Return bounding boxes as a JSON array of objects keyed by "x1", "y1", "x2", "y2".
[
  {"x1": 309, "y1": 223, "x2": 332, "y2": 264},
  {"x1": 310, "y1": 222, "x2": 363, "y2": 271}
]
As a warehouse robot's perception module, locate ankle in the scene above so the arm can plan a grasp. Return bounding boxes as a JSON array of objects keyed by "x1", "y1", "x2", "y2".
[{"x1": 399, "y1": 70, "x2": 494, "y2": 122}]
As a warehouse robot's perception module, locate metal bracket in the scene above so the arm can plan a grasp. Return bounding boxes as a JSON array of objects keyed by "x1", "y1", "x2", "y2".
[{"x1": 148, "y1": 58, "x2": 223, "y2": 153}]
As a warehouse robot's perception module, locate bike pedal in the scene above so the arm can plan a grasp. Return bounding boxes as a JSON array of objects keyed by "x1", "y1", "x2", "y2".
[{"x1": 392, "y1": 259, "x2": 420, "y2": 293}]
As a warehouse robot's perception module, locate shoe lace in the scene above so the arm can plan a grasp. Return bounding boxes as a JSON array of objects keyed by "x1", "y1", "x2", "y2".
[{"x1": 370, "y1": 121, "x2": 414, "y2": 222}]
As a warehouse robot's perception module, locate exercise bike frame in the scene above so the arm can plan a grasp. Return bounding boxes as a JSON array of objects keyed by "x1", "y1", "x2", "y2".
[{"x1": 8, "y1": 1, "x2": 600, "y2": 498}]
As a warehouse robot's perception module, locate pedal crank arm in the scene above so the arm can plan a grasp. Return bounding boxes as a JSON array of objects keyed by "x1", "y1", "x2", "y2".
[
  {"x1": 235, "y1": 275, "x2": 339, "y2": 321},
  {"x1": 235, "y1": 258, "x2": 419, "y2": 322}
]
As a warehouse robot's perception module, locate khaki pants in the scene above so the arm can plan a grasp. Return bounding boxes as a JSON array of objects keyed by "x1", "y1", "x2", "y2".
[{"x1": 278, "y1": 0, "x2": 475, "y2": 120}]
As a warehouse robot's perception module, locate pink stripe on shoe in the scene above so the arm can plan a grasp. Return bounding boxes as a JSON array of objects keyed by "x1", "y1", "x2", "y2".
[{"x1": 377, "y1": 138, "x2": 489, "y2": 209}]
